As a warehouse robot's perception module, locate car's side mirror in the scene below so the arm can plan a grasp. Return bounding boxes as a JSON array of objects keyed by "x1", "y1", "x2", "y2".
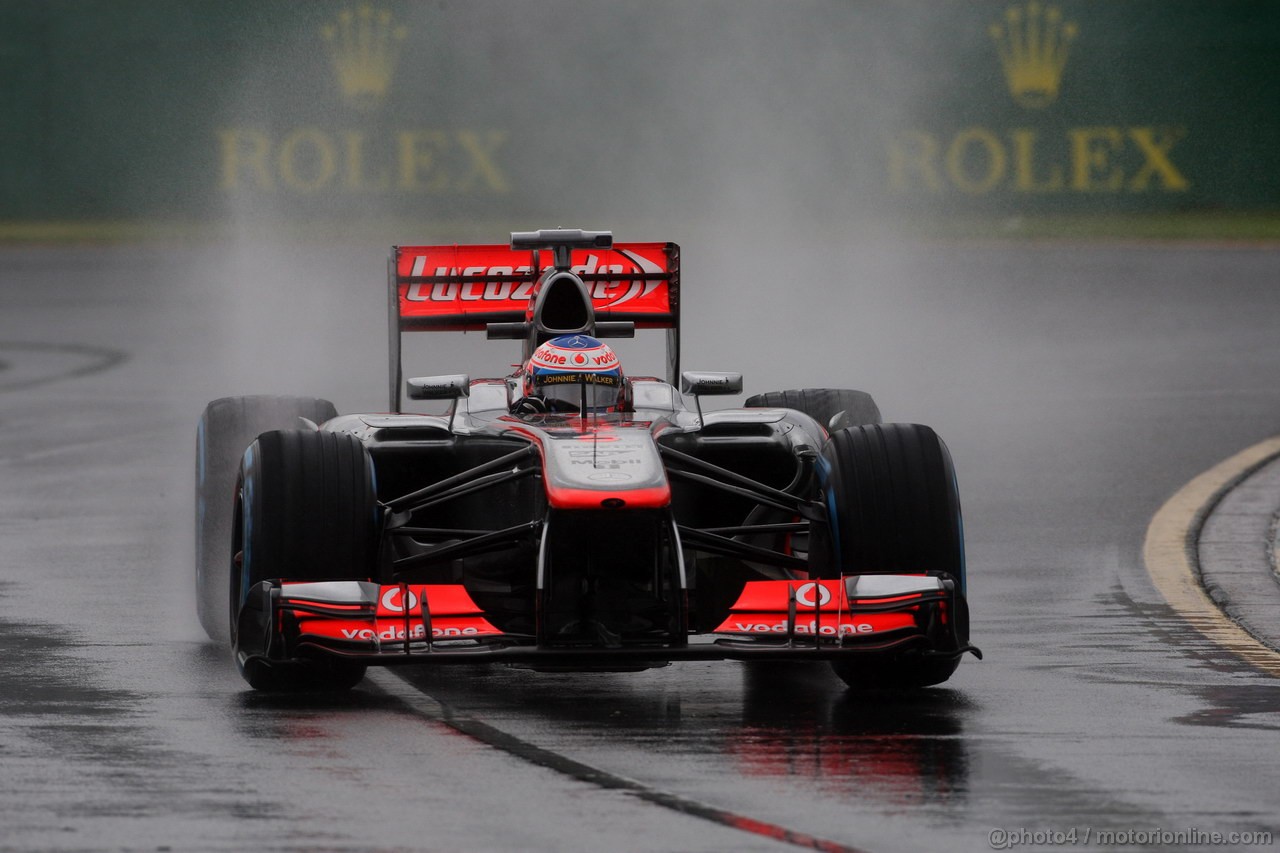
[
  {"x1": 680, "y1": 371, "x2": 743, "y2": 396},
  {"x1": 680, "y1": 371, "x2": 743, "y2": 427},
  {"x1": 406, "y1": 374, "x2": 471, "y2": 401}
]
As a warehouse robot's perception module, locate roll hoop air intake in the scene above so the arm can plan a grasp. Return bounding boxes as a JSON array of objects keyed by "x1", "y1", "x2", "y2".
[{"x1": 487, "y1": 230, "x2": 635, "y2": 362}]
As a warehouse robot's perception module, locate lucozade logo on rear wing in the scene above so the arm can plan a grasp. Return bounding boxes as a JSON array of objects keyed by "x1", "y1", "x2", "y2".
[{"x1": 395, "y1": 243, "x2": 679, "y2": 331}]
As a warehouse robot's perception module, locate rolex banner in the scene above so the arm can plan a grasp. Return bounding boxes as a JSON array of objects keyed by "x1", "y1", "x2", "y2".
[{"x1": 0, "y1": 1, "x2": 1276, "y2": 229}]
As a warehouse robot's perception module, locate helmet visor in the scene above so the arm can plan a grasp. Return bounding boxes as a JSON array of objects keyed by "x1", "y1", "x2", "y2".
[{"x1": 534, "y1": 372, "x2": 620, "y2": 412}]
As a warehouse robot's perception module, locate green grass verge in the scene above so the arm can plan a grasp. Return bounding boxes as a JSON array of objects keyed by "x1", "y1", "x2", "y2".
[
  {"x1": 900, "y1": 211, "x2": 1280, "y2": 242},
  {"x1": 2, "y1": 212, "x2": 1280, "y2": 244}
]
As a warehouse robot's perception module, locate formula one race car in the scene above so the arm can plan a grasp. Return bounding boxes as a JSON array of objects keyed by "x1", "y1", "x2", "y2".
[{"x1": 195, "y1": 229, "x2": 979, "y2": 692}]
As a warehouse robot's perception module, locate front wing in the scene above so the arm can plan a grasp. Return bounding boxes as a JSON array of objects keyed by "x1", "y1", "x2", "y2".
[{"x1": 235, "y1": 574, "x2": 980, "y2": 670}]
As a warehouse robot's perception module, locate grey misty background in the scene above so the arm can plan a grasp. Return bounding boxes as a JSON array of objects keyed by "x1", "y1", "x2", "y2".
[{"x1": 199, "y1": 2, "x2": 1002, "y2": 421}]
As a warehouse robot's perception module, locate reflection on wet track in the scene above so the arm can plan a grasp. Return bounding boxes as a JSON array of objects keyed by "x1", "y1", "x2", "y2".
[
  {"x1": 397, "y1": 661, "x2": 973, "y2": 812},
  {"x1": 736, "y1": 667, "x2": 970, "y2": 808}
]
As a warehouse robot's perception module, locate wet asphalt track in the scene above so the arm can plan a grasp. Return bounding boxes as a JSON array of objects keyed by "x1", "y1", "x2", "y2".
[{"x1": 1, "y1": 236, "x2": 1278, "y2": 852}]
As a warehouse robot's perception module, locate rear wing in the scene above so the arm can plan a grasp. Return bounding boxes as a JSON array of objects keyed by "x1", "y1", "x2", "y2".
[{"x1": 388, "y1": 236, "x2": 680, "y2": 411}]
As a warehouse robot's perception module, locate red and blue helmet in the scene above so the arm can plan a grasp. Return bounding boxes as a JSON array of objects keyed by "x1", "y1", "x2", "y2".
[{"x1": 523, "y1": 335, "x2": 627, "y2": 412}]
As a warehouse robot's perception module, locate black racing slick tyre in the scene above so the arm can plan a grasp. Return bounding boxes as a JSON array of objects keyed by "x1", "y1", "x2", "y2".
[
  {"x1": 195, "y1": 395, "x2": 338, "y2": 642},
  {"x1": 813, "y1": 423, "x2": 967, "y2": 690},
  {"x1": 745, "y1": 388, "x2": 881, "y2": 431},
  {"x1": 230, "y1": 429, "x2": 378, "y2": 692}
]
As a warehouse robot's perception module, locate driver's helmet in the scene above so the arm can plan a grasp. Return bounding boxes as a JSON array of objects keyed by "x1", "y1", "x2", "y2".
[{"x1": 522, "y1": 334, "x2": 627, "y2": 413}]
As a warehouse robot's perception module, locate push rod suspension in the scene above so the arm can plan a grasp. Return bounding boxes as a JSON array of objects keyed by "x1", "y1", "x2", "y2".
[
  {"x1": 393, "y1": 520, "x2": 542, "y2": 574},
  {"x1": 385, "y1": 445, "x2": 535, "y2": 513},
  {"x1": 677, "y1": 526, "x2": 809, "y2": 571},
  {"x1": 658, "y1": 444, "x2": 821, "y2": 518}
]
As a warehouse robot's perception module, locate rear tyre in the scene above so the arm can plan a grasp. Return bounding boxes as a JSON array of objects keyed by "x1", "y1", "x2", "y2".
[
  {"x1": 745, "y1": 388, "x2": 881, "y2": 430},
  {"x1": 195, "y1": 396, "x2": 337, "y2": 641},
  {"x1": 230, "y1": 429, "x2": 378, "y2": 692},
  {"x1": 814, "y1": 423, "x2": 966, "y2": 690}
]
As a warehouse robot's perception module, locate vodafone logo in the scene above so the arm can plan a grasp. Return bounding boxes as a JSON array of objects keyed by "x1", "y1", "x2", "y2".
[
  {"x1": 728, "y1": 621, "x2": 874, "y2": 636},
  {"x1": 530, "y1": 340, "x2": 620, "y2": 372},
  {"x1": 795, "y1": 582, "x2": 833, "y2": 608},
  {"x1": 380, "y1": 587, "x2": 419, "y2": 613},
  {"x1": 339, "y1": 624, "x2": 482, "y2": 640}
]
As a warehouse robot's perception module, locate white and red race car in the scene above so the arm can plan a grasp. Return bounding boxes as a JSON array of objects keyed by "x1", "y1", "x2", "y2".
[{"x1": 195, "y1": 229, "x2": 979, "y2": 691}]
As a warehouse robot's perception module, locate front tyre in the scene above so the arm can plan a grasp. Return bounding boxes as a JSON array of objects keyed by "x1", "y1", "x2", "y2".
[
  {"x1": 195, "y1": 395, "x2": 338, "y2": 642},
  {"x1": 230, "y1": 429, "x2": 378, "y2": 692},
  {"x1": 813, "y1": 423, "x2": 967, "y2": 689}
]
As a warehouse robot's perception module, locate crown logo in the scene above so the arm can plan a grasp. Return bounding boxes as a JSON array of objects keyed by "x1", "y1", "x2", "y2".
[
  {"x1": 989, "y1": 2, "x2": 1078, "y2": 109},
  {"x1": 320, "y1": 4, "x2": 408, "y2": 110}
]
